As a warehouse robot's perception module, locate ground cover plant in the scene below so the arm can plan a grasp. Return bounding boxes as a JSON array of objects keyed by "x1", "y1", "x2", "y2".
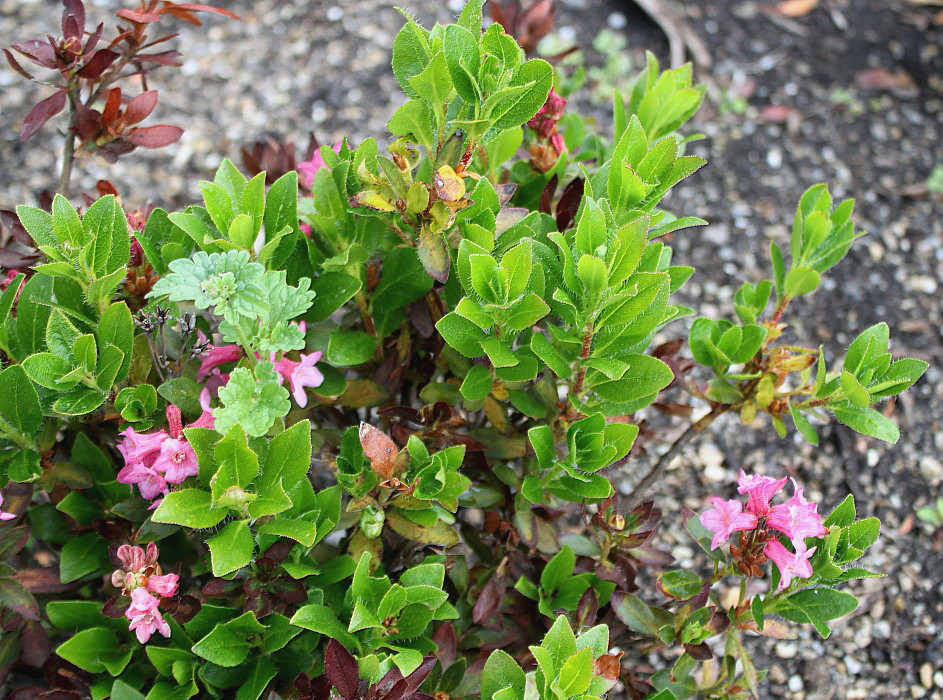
[{"x1": 0, "y1": 1, "x2": 929, "y2": 698}]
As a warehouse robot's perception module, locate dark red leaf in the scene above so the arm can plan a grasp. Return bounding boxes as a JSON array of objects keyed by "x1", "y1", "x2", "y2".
[
  {"x1": 401, "y1": 657, "x2": 436, "y2": 693},
  {"x1": 123, "y1": 90, "x2": 159, "y2": 125},
  {"x1": 324, "y1": 639, "x2": 359, "y2": 700},
  {"x1": 116, "y1": 8, "x2": 161, "y2": 23},
  {"x1": 77, "y1": 48, "x2": 119, "y2": 79},
  {"x1": 101, "y1": 87, "x2": 122, "y2": 125},
  {"x1": 165, "y1": 3, "x2": 241, "y2": 20},
  {"x1": 62, "y1": 0, "x2": 87, "y2": 39},
  {"x1": 0, "y1": 578, "x2": 39, "y2": 619},
  {"x1": 472, "y1": 573, "x2": 506, "y2": 624},
  {"x1": 84, "y1": 22, "x2": 104, "y2": 54},
  {"x1": 135, "y1": 50, "x2": 182, "y2": 66},
  {"x1": 19, "y1": 89, "x2": 67, "y2": 141},
  {"x1": 72, "y1": 101, "x2": 103, "y2": 142},
  {"x1": 159, "y1": 6, "x2": 203, "y2": 25},
  {"x1": 538, "y1": 173, "x2": 558, "y2": 215},
  {"x1": 431, "y1": 623, "x2": 457, "y2": 668},
  {"x1": 0, "y1": 526, "x2": 30, "y2": 559},
  {"x1": 555, "y1": 177, "x2": 584, "y2": 231},
  {"x1": 124, "y1": 124, "x2": 183, "y2": 148},
  {"x1": 14, "y1": 567, "x2": 73, "y2": 593},
  {"x1": 21, "y1": 621, "x2": 51, "y2": 666},
  {"x1": 3, "y1": 48, "x2": 35, "y2": 80},
  {"x1": 682, "y1": 642, "x2": 713, "y2": 661},
  {"x1": 10, "y1": 40, "x2": 57, "y2": 69}
]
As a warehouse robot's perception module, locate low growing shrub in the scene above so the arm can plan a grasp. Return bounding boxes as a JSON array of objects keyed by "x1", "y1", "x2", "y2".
[{"x1": 0, "y1": 1, "x2": 927, "y2": 698}]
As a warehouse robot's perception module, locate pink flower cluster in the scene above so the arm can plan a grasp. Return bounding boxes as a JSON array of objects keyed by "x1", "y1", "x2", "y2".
[
  {"x1": 0, "y1": 492, "x2": 17, "y2": 521},
  {"x1": 198, "y1": 333, "x2": 324, "y2": 409},
  {"x1": 700, "y1": 470, "x2": 828, "y2": 591},
  {"x1": 117, "y1": 404, "x2": 208, "y2": 504},
  {"x1": 111, "y1": 543, "x2": 178, "y2": 643},
  {"x1": 526, "y1": 88, "x2": 567, "y2": 156},
  {"x1": 298, "y1": 140, "x2": 342, "y2": 189}
]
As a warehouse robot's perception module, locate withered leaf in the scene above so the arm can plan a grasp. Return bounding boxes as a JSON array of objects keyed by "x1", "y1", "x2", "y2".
[
  {"x1": 593, "y1": 651, "x2": 623, "y2": 681},
  {"x1": 359, "y1": 422, "x2": 399, "y2": 480}
]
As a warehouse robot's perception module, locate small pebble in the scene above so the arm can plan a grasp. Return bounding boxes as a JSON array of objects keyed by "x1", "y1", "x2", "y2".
[
  {"x1": 788, "y1": 675, "x2": 804, "y2": 692},
  {"x1": 776, "y1": 642, "x2": 798, "y2": 659},
  {"x1": 920, "y1": 663, "x2": 934, "y2": 689}
]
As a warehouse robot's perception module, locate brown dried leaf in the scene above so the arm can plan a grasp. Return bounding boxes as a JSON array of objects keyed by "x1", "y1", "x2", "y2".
[
  {"x1": 855, "y1": 68, "x2": 914, "y2": 90},
  {"x1": 594, "y1": 652, "x2": 623, "y2": 681},
  {"x1": 769, "y1": 0, "x2": 820, "y2": 17},
  {"x1": 359, "y1": 423, "x2": 399, "y2": 481}
]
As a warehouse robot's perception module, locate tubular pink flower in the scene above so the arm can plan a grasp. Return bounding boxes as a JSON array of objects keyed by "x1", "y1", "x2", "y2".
[
  {"x1": 117, "y1": 462, "x2": 168, "y2": 500},
  {"x1": 700, "y1": 497, "x2": 758, "y2": 550},
  {"x1": 154, "y1": 438, "x2": 198, "y2": 484},
  {"x1": 764, "y1": 539, "x2": 816, "y2": 591},
  {"x1": 767, "y1": 480, "x2": 827, "y2": 542},
  {"x1": 197, "y1": 344, "x2": 243, "y2": 380},
  {"x1": 273, "y1": 351, "x2": 324, "y2": 408},
  {"x1": 0, "y1": 493, "x2": 16, "y2": 521},
  {"x1": 737, "y1": 469, "x2": 788, "y2": 516},
  {"x1": 117, "y1": 427, "x2": 168, "y2": 466},
  {"x1": 298, "y1": 141, "x2": 343, "y2": 188},
  {"x1": 145, "y1": 573, "x2": 179, "y2": 597},
  {"x1": 117, "y1": 543, "x2": 159, "y2": 573},
  {"x1": 125, "y1": 588, "x2": 170, "y2": 643}
]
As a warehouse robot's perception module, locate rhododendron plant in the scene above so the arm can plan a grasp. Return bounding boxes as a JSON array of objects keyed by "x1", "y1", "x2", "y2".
[{"x1": 0, "y1": 0, "x2": 927, "y2": 698}]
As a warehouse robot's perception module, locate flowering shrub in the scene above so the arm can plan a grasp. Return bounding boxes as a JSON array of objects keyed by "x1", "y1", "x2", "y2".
[{"x1": 0, "y1": 1, "x2": 928, "y2": 699}]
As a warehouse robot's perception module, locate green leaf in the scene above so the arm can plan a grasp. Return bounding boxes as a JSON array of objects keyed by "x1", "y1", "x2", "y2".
[
  {"x1": 418, "y1": 228, "x2": 450, "y2": 284},
  {"x1": 784, "y1": 266, "x2": 820, "y2": 298},
  {"x1": 151, "y1": 489, "x2": 227, "y2": 529},
  {"x1": 191, "y1": 612, "x2": 264, "y2": 667},
  {"x1": 554, "y1": 647, "x2": 594, "y2": 697},
  {"x1": 436, "y1": 312, "x2": 487, "y2": 358},
  {"x1": 779, "y1": 588, "x2": 858, "y2": 639},
  {"x1": 847, "y1": 517, "x2": 880, "y2": 553},
  {"x1": 261, "y1": 419, "x2": 311, "y2": 491},
  {"x1": 14, "y1": 274, "x2": 54, "y2": 360},
  {"x1": 0, "y1": 365, "x2": 42, "y2": 436},
  {"x1": 59, "y1": 533, "x2": 107, "y2": 583},
  {"x1": 214, "y1": 364, "x2": 291, "y2": 438},
  {"x1": 824, "y1": 494, "x2": 856, "y2": 528},
  {"x1": 409, "y1": 51, "x2": 455, "y2": 105},
  {"x1": 388, "y1": 99, "x2": 436, "y2": 150},
  {"x1": 657, "y1": 570, "x2": 703, "y2": 600},
  {"x1": 56, "y1": 628, "x2": 128, "y2": 674},
  {"x1": 157, "y1": 377, "x2": 205, "y2": 419},
  {"x1": 789, "y1": 406, "x2": 819, "y2": 446},
  {"x1": 211, "y1": 424, "x2": 260, "y2": 501},
  {"x1": 289, "y1": 604, "x2": 361, "y2": 651},
  {"x1": 327, "y1": 329, "x2": 377, "y2": 366},
  {"x1": 481, "y1": 649, "x2": 525, "y2": 700},
  {"x1": 491, "y1": 59, "x2": 553, "y2": 129},
  {"x1": 208, "y1": 520, "x2": 254, "y2": 576},
  {"x1": 831, "y1": 405, "x2": 899, "y2": 443},
  {"x1": 257, "y1": 518, "x2": 318, "y2": 546},
  {"x1": 541, "y1": 545, "x2": 575, "y2": 593},
  {"x1": 392, "y1": 18, "x2": 433, "y2": 98},
  {"x1": 307, "y1": 271, "x2": 361, "y2": 322},
  {"x1": 443, "y1": 25, "x2": 481, "y2": 103},
  {"x1": 263, "y1": 171, "x2": 300, "y2": 269},
  {"x1": 460, "y1": 365, "x2": 493, "y2": 401}
]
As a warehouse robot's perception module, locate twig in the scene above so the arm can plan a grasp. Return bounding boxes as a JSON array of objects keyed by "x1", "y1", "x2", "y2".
[
  {"x1": 59, "y1": 90, "x2": 78, "y2": 196},
  {"x1": 630, "y1": 0, "x2": 713, "y2": 69},
  {"x1": 629, "y1": 406, "x2": 726, "y2": 504}
]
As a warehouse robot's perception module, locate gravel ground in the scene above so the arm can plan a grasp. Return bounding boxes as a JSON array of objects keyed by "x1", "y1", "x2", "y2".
[{"x1": 2, "y1": 0, "x2": 943, "y2": 698}]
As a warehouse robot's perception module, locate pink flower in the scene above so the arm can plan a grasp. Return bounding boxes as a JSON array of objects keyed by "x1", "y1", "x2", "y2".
[
  {"x1": 197, "y1": 344, "x2": 243, "y2": 380},
  {"x1": 117, "y1": 543, "x2": 159, "y2": 572},
  {"x1": 550, "y1": 132, "x2": 566, "y2": 157},
  {"x1": 117, "y1": 462, "x2": 168, "y2": 500},
  {"x1": 202, "y1": 367, "x2": 230, "y2": 397},
  {"x1": 273, "y1": 351, "x2": 324, "y2": 408},
  {"x1": 737, "y1": 469, "x2": 788, "y2": 516},
  {"x1": 764, "y1": 539, "x2": 816, "y2": 591},
  {"x1": 125, "y1": 588, "x2": 170, "y2": 643},
  {"x1": 154, "y1": 438, "x2": 198, "y2": 483},
  {"x1": 117, "y1": 426, "x2": 169, "y2": 466},
  {"x1": 146, "y1": 573, "x2": 179, "y2": 597},
  {"x1": 700, "y1": 497, "x2": 758, "y2": 550},
  {"x1": 0, "y1": 492, "x2": 17, "y2": 521},
  {"x1": 298, "y1": 141, "x2": 343, "y2": 188},
  {"x1": 767, "y1": 479, "x2": 827, "y2": 543}
]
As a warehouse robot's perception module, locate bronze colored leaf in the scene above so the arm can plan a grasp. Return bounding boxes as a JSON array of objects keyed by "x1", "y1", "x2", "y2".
[
  {"x1": 359, "y1": 422, "x2": 399, "y2": 481},
  {"x1": 417, "y1": 228, "x2": 450, "y2": 284},
  {"x1": 433, "y1": 165, "x2": 466, "y2": 202},
  {"x1": 593, "y1": 651, "x2": 623, "y2": 681},
  {"x1": 769, "y1": 0, "x2": 819, "y2": 16}
]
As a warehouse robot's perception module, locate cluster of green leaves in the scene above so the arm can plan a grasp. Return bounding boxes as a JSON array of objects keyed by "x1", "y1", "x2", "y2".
[
  {"x1": 152, "y1": 420, "x2": 339, "y2": 574},
  {"x1": 481, "y1": 616, "x2": 620, "y2": 700},
  {"x1": 687, "y1": 183, "x2": 926, "y2": 445},
  {"x1": 292, "y1": 554, "x2": 456, "y2": 679},
  {"x1": 389, "y1": 0, "x2": 552, "y2": 155}
]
